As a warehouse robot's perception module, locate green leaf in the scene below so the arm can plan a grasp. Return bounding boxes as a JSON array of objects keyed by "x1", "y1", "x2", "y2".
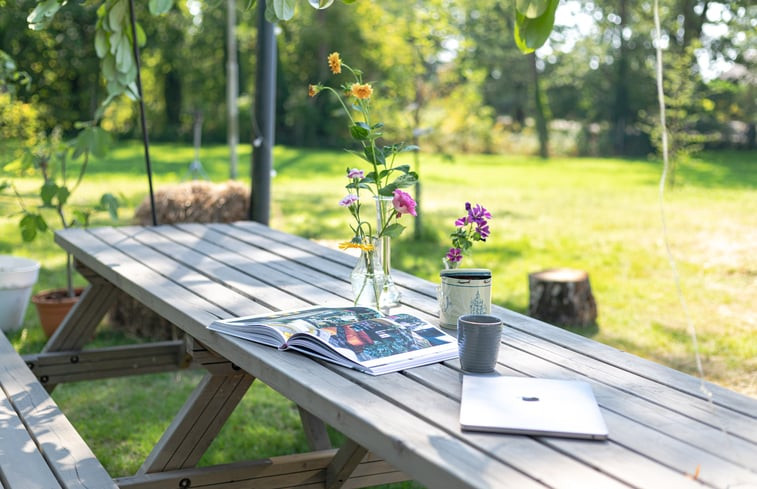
[
  {"x1": 109, "y1": 0, "x2": 128, "y2": 33},
  {"x1": 350, "y1": 123, "x2": 370, "y2": 141},
  {"x1": 102, "y1": 54, "x2": 117, "y2": 81},
  {"x1": 19, "y1": 213, "x2": 47, "y2": 242},
  {"x1": 272, "y1": 0, "x2": 296, "y2": 20},
  {"x1": 57, "y1": 185, "x2": 71, "y2": 206},
  {"x1": 345, "y1": 149, "x2": 370, "y2": 163},
  {"x1": 71, "y1": 209, "x2": 90, "y2": 227},
  {"x1": 95, "y1": 28, "x2": 108, "y2": 58},
  {"x1": 516, "y1": 0, "x2": 548, "y2": 18},
  {"x1": 135, "y1": 22, "x2": 147, "y2": 47},
  {"x1": 363, "y1": 145, "x2": 385, "y2": 165},
  {"x1": 40, "y1": 182, "x2": 58, "y2": 206},
  {"x1": 514, "y1": 0, "x2": 558, "y2": 54},
  {"x1": 26, "y1": 0, "x2": 62, "y2": 30},
  {"x1": 380, "y1": 172, "x2": 418, "y2": 195},
  {"x1": 115, "y1": 35, "x2": 132, "y2": 73},
  {"x1": 149, "y1": 0, "x2": 173, "y2": 15},
  {"x1": 382, "y1": 223, "x2": 405, "y2": 239},
  {"x1": 264, "y1": 0, "x2": 278, "y2": 23},
  {"x1": 91, "y1": 127, "x2": 111, "y2": 158}
]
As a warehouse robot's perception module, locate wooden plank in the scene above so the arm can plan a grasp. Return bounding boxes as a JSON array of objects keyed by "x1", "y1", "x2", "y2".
[
  {"x1": 53, "y1": 227, "x2": 545, "y2": 487},
  {"x1": 231, "y1": 220, "x2": 754, "y2": 416},
  {"x1": 221, "y1": 222, "x2": 435, "y2": 307},
  {"x1": 501, "y1": 326, "x2": 757, "y2": 444},
  {"x1": 52, "y1": 224, "x2": 754, "y2": 488},
  {"x1": 138, "y1": 371, "x2": 254, "y2": 474},
  {"x1": 110, "y1": 225, "x2": 312, "y2": 312},
  {"x1": 400, "y1": 353, "x2": 756, "y2": 489},
  {"x1": 202, "y1": 222, "x2": 443, "y2": 324},
  {"x1": 494, "y1": 306, "x2": 757, "y2": 418},
  {"x1": 42, "y1": 276, "x2": 118, "y2": 354},
  {"x1": 0, "y1": 333, "x2": 116, "y2": 489},
  {"x1": 298, "y1": 406, "x2": 333, "y2": 451},
  {"x1": 333, "y1": 363, "x2": 655, "y2": 489},
  {"x1": 24, "y1": 341, "x2": 189, "y2": 384},
  {"x1": 326, "y1": 439, "x2": 369, "y2": 489},
  {"x1": 159, "y1": 224, "x2": 348, "y2": 307},
  {"x1": 92, "y1": 226, "x2": 268, "y2": 318},
  {"x1": 118, "y1": 450, "x2": 406, "y2": 489},
  {"x1": 0, "y1": 385, "x2": 63, "y2": 489},
  {"x1": 495, "y1": 339, "x2": 757, "y2": 469},
  {"x1": 54, "y1": 228, "x2": 232, "y2": 334}
]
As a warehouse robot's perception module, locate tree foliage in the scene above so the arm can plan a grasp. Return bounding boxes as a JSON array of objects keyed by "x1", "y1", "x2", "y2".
[{"x1": 2, "y1": 0, "x2": 754, "y2": 156}]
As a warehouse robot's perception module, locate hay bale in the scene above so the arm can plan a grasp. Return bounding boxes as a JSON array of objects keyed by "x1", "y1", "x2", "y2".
[
  {"x1": 111, "y1": 181, "x2": 251, "y2": 340},
  {"x1": 134, "y1": 180, "x2": 250, "y2": 225}
]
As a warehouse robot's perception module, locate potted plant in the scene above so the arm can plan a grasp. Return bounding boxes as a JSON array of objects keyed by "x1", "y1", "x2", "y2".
[
  {"x1": 438, "y1": 202, "x2": 493, "y2": 329},
  {"x1": 2, "y1": 125, "x2": 118, "y2": 337}
]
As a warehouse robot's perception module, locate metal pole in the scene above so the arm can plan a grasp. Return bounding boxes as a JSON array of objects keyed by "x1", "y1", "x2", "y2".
[
  {"x1": 250, "y1": 0, "x2": 276, "y2": 224},
  {"x1": 227, "y1": 0, "x2": 239, "y2": 179},
  {"x1": 127, "y1": 0, "x2": 157, "y2": 226}
]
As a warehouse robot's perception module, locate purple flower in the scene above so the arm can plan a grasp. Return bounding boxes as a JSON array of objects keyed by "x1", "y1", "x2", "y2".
[
  {"x1": 339, "y1": 194, "x2": 359, "y2": 207},
  {"x1": 468, "y1": 203, "x2": 492, "y2": 223},
  {"x1": 446, "y1": 247, "x2": 462, "y2": 263},
  {"x1": 392, "y1": 189, "x2": 417, "y2": 217},
  {"x1": 454, "y1": 216, "x2": 467, "y2": 227},
  {"x1": 476, "y1": 222, "x2": 490, "y2": 240},
  {"x1": 347, "y1": 168, "x2": 364, "y2": 179}
]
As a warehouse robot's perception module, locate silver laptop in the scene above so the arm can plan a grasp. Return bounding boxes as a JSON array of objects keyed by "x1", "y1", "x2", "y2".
[{"x1": 459, "y1": 375, "x2": 609, "y2": 440}]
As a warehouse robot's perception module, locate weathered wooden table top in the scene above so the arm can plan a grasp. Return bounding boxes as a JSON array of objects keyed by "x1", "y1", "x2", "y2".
[{"x1": 52, "y1": 222, "x2": 757, "y2": 489}]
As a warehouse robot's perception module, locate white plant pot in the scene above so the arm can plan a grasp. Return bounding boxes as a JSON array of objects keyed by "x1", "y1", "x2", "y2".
[{"x1": 0, "y1": 255, "x2": 40, "y2": 333}]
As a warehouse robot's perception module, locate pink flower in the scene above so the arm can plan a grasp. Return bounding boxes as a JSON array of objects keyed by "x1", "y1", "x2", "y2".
[
  {"x1": 347, "y1": 168, "x2": 364, "y2": 179},
  {"x1": 446, "y1": 247, "x2": 462, "y2": 262},
  {"x1": 392, "y1": 189, "x2": 417, "y2": 217},
  {"x1": 339, "y1": 194, "x2": 359, "y2": 207}
]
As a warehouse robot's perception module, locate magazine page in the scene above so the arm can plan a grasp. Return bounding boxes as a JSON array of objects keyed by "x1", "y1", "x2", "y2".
[
  {"x1": 285, "y1": 313, "x2": 458, "y2": 375},
  {"x1": 207, "y1": 306, "x2": 383, "y2": 347}
]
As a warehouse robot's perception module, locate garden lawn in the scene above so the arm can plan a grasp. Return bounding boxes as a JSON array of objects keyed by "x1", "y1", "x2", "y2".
[{"x1": 2, "y1": 141, "x2": 754, "y2": 481}]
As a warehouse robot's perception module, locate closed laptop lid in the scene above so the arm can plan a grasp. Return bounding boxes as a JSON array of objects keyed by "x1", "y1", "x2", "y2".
[{"x1": 460, "y1": 375, "x2": 609, "y2": 440}]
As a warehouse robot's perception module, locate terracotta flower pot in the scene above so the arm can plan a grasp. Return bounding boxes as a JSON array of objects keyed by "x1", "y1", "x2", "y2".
[{"x1": 32, "y1": 287, "x2": 84, "y2": 338}]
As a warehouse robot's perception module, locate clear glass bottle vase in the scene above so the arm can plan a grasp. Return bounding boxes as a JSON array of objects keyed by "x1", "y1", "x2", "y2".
[
  {"x1": 350, "y1": 242, "x2": 384, "y2": 307},
  {"x1": 375, "y1": 196, "x2": 401, "y2": 312}
]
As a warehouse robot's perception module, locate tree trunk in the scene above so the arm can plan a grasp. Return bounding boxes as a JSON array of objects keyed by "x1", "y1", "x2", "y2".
[
  {"x1": 612, "y1": 0, "x2": 629, "y2": 155},
  {"x1": 528, "y1": 268, "x2": 597, "y2": 327},
  {"x1": 529, "y1": 53, "x2": 549, "y2": 159}
]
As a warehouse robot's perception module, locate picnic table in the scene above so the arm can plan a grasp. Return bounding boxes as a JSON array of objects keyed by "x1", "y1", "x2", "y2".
[{"x1": 14, "y1": 221, "x2": 757, "y2": 488}]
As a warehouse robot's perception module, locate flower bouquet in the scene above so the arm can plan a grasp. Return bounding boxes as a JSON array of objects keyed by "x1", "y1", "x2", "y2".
[
  {"x1": 443, "y1": 202, "x2": 492, "y2": 269},
  {"x1": 310, "y1": 52, "x2": 418, "y2": 311},
  {"x1": 438, "y1": 202, "x2": 493, "y2": 328}
]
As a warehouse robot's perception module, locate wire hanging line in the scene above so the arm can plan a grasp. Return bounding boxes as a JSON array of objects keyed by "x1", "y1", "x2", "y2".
[
  {"x1": 128, "y1": 0, "x2": 158, "y2": 226},
  {"x1": 652, "y1": 0, "x2": 723, "y2": 434}
]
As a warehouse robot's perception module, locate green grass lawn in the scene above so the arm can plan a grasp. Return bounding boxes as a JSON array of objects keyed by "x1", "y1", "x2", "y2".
[{"x1": 2, "y1": 141, "x2": 755, "y2": 481}]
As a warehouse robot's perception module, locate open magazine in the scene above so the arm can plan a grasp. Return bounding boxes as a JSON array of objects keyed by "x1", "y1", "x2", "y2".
[{"x1": 207, "y1": 306, "x2": 458, "y2": 375}]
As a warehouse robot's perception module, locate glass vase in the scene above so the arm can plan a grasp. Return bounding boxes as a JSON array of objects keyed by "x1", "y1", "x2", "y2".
[
  {"x1": 350, "y1": 242, "x2": 384, "y2": 307},
  {"x1": 375, "y1": 196, "x2": 401, "y2": 312}
]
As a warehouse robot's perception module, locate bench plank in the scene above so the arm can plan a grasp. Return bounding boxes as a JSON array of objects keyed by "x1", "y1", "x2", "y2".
[
  {"x1": 0, "y1": 333, "x2": 116, "y2": 489},
  {"x1": 0, "y1": 386, "x2": 63, "y2": 489}
]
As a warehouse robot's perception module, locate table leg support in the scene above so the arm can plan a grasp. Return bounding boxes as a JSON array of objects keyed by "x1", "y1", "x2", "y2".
[
  {"x1": 298, "y1": 406, "x2": 332, "y2": 450},
  {"x1": 137, "y1": 369, "x2": 255, "y2": 475},
  {"x1": 325, "y1": 438, "x2": 369, "y2": 489}
]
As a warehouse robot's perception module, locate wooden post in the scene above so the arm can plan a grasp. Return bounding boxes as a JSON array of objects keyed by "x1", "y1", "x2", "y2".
[{"x1": 528, "y1": 268, "x2": 597, "y2": 327}]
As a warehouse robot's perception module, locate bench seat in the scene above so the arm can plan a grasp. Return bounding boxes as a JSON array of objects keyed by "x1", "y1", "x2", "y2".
[{"x1": 0, "y1": 332, "x2": 116, "y2": 489}]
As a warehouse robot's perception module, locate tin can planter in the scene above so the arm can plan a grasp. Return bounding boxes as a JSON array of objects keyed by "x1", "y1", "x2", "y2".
[{"x1": 438, "y1": 268, "x2": 492, "y2": 330}]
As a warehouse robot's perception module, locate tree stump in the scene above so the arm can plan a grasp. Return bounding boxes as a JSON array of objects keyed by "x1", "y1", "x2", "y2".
[{"x1": 528, "y1": 268, "x2": 597, "y2": 327}]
